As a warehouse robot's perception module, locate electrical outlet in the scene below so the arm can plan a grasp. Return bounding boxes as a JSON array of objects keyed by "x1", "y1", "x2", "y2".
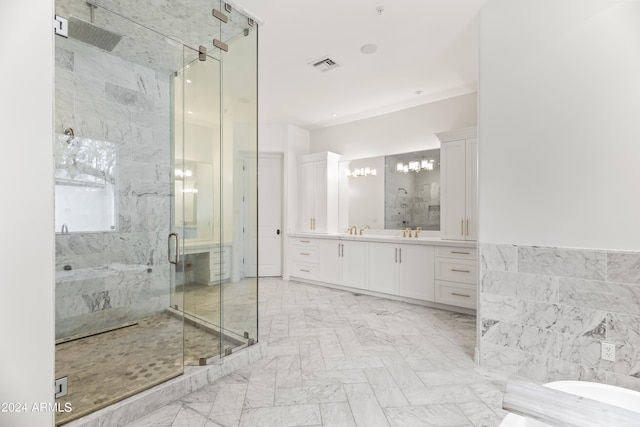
[{"x1": 601, "y1": 342, "x2": 616, "y2": 361}]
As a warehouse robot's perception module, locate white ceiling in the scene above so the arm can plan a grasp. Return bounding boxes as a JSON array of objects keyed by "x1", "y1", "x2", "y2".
[{"x1": 236, "y1": 0, "x2": 488, "y2": 130}]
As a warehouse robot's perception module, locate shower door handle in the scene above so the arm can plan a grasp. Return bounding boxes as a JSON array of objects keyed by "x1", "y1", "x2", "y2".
[{"x1": 168, "y1": 233, "x2": 180, "y2": 265}]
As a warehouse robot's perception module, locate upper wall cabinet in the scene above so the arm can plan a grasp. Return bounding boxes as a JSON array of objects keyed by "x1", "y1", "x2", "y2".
[
  {"x1": 437, "y1": 127, "x2": 477, "y2": 241},
  {"x1": 299, "y1": 152, "x2": 341, "y2": 233}
]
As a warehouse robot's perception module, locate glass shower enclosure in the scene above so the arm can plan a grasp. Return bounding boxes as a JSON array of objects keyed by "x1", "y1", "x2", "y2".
[{"x1": 53, "y1": 0, "x2": 257, "y2": 424}]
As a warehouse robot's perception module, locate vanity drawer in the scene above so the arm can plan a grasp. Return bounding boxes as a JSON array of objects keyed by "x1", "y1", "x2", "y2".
[
  {"x1": 434, "y1": 258, "x2": 477, "y2": 284},
  {"x1": 292, "y1": 238, "x2": 318, "y2": 247},
  {"x1": 435, "y1": 280, "x2": 477, "y2": 309},
  {"x1": 291, "y1": 262, "x2": 319, "y2": 280},
  {"x1": 291, "y1": 245, "x2": 319, "y2": 263},
  {"x1": 436, "y1": 246, "x2": 477, "y2": 260}
]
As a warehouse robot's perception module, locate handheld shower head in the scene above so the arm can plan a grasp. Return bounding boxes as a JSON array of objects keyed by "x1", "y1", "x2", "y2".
[{"x1": 398, "y1": 187, "x2": 408, "y2": 195}]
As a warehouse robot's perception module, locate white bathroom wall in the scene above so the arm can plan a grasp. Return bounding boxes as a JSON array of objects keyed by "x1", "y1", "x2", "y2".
[
  {"x1": 310, "y1": 92, "x2": 477, "y2": 160},
  {"x1": 479, "y1": 0, "x2": 640, "y2": 390},
  {"x1": 0, "y1": 0, "x2": 55, "y2": 425},
  {"x1": 479, "y1": 0, "x2": 640, "y2": 250}
]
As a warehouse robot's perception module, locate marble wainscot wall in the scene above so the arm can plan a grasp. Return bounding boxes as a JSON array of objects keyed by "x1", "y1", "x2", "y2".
[
  {"x1": 54, "y1": 35, "x2": 173, "y2": 340},
  {"x1": 479, "y1": 244, "x2": 640, "y2": 391}
]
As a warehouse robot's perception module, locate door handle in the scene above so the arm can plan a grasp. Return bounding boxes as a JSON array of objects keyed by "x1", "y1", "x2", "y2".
[
  {"x1": 168, "y1": 232, "x2": 179, "y2": 265},
  {"x1": 276, "y1": 229, "x2": 280, "y2": 235}
]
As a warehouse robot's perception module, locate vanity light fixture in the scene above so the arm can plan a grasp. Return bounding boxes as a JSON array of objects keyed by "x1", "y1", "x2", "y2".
[
  {"x1": 175, "y1": 169, "x2": 193, "y2": 178},
  {"x1": 346, "y1": 167, "x2": 377, "y2": 178},
  {"x1": 397, "y1": 159, "x2": 434, "y2": 173}
]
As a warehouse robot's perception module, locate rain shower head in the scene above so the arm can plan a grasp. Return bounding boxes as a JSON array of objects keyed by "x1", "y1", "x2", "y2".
[{"x1": 68, "y1": 16, "x2": 122, "y2": 52}]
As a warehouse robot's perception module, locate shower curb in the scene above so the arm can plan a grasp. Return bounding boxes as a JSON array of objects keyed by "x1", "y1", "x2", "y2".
[{"x1": 62, "y1": 342, "x2": 265, "y2": 427}]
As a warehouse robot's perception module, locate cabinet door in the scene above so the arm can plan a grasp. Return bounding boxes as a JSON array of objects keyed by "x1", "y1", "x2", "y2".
[
  {"x1": 299, "y1": 162, "x2": 316, "y2": 232},
  {"x1": 341, "y1": 241, "x2": 367, "y2": 290},
  {"x1": 465, "y1": 138, "x2": 477, "y2": 241},
  {"x1": 318, "y1": 239, "x2": 341, "y2": 285},
  {"x1": 441, "y1": 140, "x2": 467, "y2": 240},
  {"x1": 313, "y1": 161, "x2": 328, "y2": 232},
  {"x1": 368, "y1": 243, "x2": 398, "y2": 295},
  {"x1": 398, "y1": 244, "x2": 435, "y2": 301}
]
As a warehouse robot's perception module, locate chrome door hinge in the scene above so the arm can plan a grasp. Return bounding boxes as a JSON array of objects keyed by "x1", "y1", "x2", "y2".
[
  {"x1": 54, "y1": 15, "x2": 68, "y2": 37},
  {"x1": 54, "y1": 377, "x2": 68, "y2": 398}
]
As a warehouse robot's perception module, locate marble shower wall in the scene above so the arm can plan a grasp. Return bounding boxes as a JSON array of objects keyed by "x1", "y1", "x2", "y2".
[
  {"x1": 55, "y1": 35, "x2": 174, "y2": 339},
  {"x1": 384, "y1": 162, "x2": 441, "y2": 230},
  {"x1": 479, "y1": 243, "x2": 640, "y2": 391}
]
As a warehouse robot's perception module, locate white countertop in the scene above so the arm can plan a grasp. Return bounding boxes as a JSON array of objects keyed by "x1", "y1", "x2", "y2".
[{"x1": 288, "y1": 232, "x2": 477, "y2": 248}]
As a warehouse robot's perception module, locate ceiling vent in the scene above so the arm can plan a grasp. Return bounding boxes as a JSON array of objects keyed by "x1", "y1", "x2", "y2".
[{"x1": 310, "y1": 56, "x2": 340, "y2": 72}]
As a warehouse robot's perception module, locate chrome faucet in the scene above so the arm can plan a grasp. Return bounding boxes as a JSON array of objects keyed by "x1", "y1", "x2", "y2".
[
  {"x1": 61, "y1": 224, "x2": 69, "y2": 234},
  {"x1": 348, "y1": 225, "x2": 357, "y2": 235}
]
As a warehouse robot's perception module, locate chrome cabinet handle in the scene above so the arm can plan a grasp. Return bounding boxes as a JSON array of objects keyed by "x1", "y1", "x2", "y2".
[
  {"x1": 300, "y1": 240, "x2": 310, "y2": 243},
  {"x1": 341, "y1": 244, "x2": 344, "y2": 257},
  {"x1": 466, "y1": 219, "x2": 469, "y2": 236},
  {"x1": 461, "y1": 219, "x2": 464, "y2": 236},
  {"x1": 168, "y1": 232, "x2": 179, "y2": 265},
  {"x1": 451, "y1": 269, "x2": 471, "y2": 273},
  {"x1": 338, "y1": 244, "x2": 341, "y2": 257},
  {"x1": 451, "y1": 251, "x2": 470, "y2": 255},
  {"x1": 452, "y1": 292, "x2": 470, "y2": 298},
  {"x1": 300, "y1": 252, "x2": 310, "y2": 256},
  {"x1": 395, "y1": 248, "x2": 398, "y2": 263},
  {"x1": 300, "y1": 269, "x2": 310, "y2": 273},
  {"x1": 399, "y1": 248, "x2": 402, "y2": 263}
]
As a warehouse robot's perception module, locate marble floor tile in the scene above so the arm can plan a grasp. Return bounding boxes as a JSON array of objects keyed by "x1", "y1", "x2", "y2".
[
  {"x1": 384, "y1": 404, "x2": 470, "y2": 427},
  {"x1": 320, "y1": 402, "x2": 357, "y2": 427},
  {"x1": 239, "y1": 404, "x2": 321, "y2": 427},
  {"x1": 344, "y1": 383, "x2": 391, "y2": 427},
  {"x1": 124, "y1": 279, "x2": 509, "y2": 427}
]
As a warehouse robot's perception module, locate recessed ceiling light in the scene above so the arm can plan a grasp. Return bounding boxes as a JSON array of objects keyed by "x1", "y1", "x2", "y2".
[
  {"x1": 360, "y1": 44, "x2": 378, "y2": 54},
  {"x1": 331, "y1": 113, "x2": 337, "y2": 117},
  {"x1": 186, "y1": 79, "x2": 192, "y2": 83},
  {"x1": 415, "y1": 90, "x2": 423, "y2": 95},
  {"x1": 188, "y1": 111, "x2": 193, "y2": 114}
]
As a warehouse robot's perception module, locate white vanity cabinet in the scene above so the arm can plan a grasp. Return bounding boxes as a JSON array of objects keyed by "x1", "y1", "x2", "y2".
[
  {"x1": 368, "y1": 242, "x2": 435, "y2": 301},
  {"x1": 434, "y1": 246, "x2": 478, "y2": 309},
  {"x1": 318, "y1": 239, "x2": 368, "y2": 289},
  {"x1": 298, "y1": 152, "x2": 341, "y2": 233},
  {"x1": 288, "y1": 235, "x2": 475, "y2": 313},
  {"x1": 438, "y1": 127, "x2": 477, "y2": 241},
  {"x1": 289, "y1": 237, "x2": 320, "y2": 281}
]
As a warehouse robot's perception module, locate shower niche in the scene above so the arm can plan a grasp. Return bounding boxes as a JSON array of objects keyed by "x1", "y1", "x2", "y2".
[{"x1": 53, "y1": 0, "x2": 257, "y2": 424}]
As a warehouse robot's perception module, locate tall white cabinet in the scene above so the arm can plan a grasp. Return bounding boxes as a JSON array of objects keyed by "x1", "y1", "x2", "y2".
[
  {"x1": 437, "y1": 127, "x2": 477, "y2": 241},
  {"x1": 298, "y1": 152, "x2": 341, "y2": 233}
]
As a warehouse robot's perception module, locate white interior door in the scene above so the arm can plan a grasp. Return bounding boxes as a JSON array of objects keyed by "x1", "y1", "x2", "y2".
[{"x1": 258, "y1": 154, "x2": 283, "y2": 276}]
